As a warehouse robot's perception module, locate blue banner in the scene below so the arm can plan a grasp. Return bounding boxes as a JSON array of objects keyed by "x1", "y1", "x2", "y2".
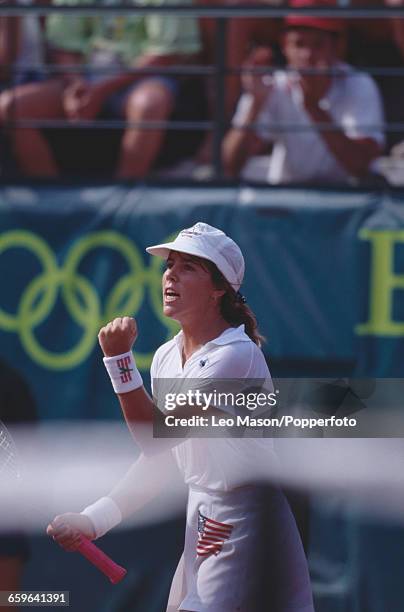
[{"x1": 0, "y1": 185, "x2": 403, "y2": 419}]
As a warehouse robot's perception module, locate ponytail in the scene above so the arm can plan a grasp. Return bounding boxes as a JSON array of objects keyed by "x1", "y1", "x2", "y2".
[
  {"x1": 219, "y1": 289, "x2": 266, "y2": 347},
  {"x1": 204, "y1": 260, "x2": 266, "y2": 347}
]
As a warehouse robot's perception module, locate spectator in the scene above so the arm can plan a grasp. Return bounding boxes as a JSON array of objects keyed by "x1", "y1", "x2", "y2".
[
  {"x1": 0, "y1": 0, "x2": 207, "y2": 179},
  {"x1": 222, "y1": 0, "x2": 385, "y2": 184},
  {"x1": 0, "y1": 0, "x2": 92, "y2": 176}
]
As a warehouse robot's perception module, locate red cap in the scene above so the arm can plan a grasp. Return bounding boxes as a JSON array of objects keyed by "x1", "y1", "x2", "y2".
[{"x1": 285, "y1": 0, "x2": 345, "y2": 34}]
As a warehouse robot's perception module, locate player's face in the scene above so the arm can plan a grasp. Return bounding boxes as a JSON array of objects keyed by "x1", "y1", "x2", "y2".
[
  {"x1": 282, "y1": 28, "x2": 337, "y2": 69},
  {"x1": 162, "y1": 251, "x2": 221, "y2": 323}
]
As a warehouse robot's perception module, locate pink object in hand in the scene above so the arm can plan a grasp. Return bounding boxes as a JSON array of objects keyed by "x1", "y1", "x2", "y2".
[{"x1": 77, "y1": 536, "x2": 127, "y2": 584}]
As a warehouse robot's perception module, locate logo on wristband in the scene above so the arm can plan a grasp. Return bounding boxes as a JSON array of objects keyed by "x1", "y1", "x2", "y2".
[{"x1": 117, "y1": 356, "x2": 133, "y2": 383}]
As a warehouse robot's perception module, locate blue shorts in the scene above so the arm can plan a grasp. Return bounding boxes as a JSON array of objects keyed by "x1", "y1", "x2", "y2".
[
  {"x1": 43, "y1": 74, "x2": 207, "y2": 175},
  {"x1": 100, "y1": 76, "x2": 180, "y2": 119},
  {"x1": 98, "y1": 74, "x2": 207, "y2": 170}
]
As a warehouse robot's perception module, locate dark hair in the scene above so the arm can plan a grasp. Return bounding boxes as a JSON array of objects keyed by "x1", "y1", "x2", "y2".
[{"x1": 195, "y1": 257, "x2": 266, "y2": 347}]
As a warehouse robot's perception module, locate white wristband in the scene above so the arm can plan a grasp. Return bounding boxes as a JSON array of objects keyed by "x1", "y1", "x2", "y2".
[
  {"x1": 103, "y1": 351, "x2": 143, "y2": 394},
  {"x1": 81, "y1": 496, "x2": 122, "y2": 539}
]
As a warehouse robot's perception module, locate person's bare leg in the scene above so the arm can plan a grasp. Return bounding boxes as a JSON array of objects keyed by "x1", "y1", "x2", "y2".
[
  {"x1": 116, "y1": 79, "x2": 175, "y2": 179},
  {"x1": 0, "y1": 80, "x2": 64, "y2": 177}
]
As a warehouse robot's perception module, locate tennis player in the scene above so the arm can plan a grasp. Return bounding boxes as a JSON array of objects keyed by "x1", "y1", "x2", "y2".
[{"x1": 47, "y1": 222, "x2": 314, "y2": 611}]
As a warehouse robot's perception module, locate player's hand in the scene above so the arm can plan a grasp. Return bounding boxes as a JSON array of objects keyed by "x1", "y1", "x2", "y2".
[
  {"x1": 46, "y1": 513, "x2": 95, "y2": 552},
  {"x1": 98, "y1": 316, "x2": 138, "y2": 357}
]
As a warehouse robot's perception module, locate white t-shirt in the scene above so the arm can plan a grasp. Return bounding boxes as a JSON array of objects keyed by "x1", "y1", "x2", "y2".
[
  {"x1": 151, "y1": 325, "x2": 277, "y2": 492},
  {"x1": 233, "y1": 63, "x2": 385, "y2": 184}
]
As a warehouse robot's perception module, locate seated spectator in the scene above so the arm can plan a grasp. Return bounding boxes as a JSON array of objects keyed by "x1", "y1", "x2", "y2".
[
  {"x1": 0, "y1": 0, "x2": 207, "y2": 179},
  {"x1": 222, "y1": 0, "x2": 385, "y2": 185},
  {"x1": 0, "y1": 0, "x2": 96, "y2": 177}
]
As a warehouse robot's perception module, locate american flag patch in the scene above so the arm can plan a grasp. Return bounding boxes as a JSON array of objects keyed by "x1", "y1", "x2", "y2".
[
  {"x1": 197, "y1": 511, "x2": 233, "y2": 557},
  {"x1": 117, "y1": 356, "x2": 133, "y2": 383}
]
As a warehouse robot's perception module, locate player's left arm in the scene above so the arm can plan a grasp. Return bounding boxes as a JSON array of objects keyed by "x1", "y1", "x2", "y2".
[{"x1": 107, "y1": 450, "x2": 180, "y2": 519}]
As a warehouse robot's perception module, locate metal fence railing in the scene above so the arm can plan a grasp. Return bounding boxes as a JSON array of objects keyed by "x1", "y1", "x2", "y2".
[{"x1": 1, "y1": 3, "x2": 404, "y2": 181}]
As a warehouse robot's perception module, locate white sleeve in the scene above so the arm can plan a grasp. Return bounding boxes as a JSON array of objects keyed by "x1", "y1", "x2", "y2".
[
  {"x1": 150, "y1": 353, "x2": 157, "y2": 397},
  {"x1": 153, "y1": 343, "x2": 256, "y2": 416},
  {"x1": 184, "y1": 343, "x2": 273, "y2": 418},
  {"x1": 341, "y1": 73, "x2": 385, "y2": 147},
  {"x1": 150, "y1": 343, "x2": 165, "y2": 397},
  {"x1": 145, "y1": 348, "x2": 185, "y2": 454},
  {"x1": 232, "y1": 92, "x2": 277, "y2": 144},
  {"x1": 150, "y1": 347, "x2": 166, "y2": 415}
]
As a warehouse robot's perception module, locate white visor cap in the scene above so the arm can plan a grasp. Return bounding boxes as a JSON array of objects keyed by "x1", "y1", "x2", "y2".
[{"x1": 146, "y1": 222, "x2": 245, "y2": 291}]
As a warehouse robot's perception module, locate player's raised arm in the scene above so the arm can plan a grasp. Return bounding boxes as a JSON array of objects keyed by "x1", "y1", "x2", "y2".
[
  {"x1": 46, "y1": 316, "x2": 179, "y2": 556},
  {"x1": 98, "y1": 316, "x2": 184, "y2": 456},
  {"x1": 98, "y1": 316, "x2": 155, "y2": 428}
]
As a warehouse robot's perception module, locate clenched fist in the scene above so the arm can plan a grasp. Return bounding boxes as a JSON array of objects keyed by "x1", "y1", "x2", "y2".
[{"x1": 98, "y1": 317, "x2": 138, "y2": 357}]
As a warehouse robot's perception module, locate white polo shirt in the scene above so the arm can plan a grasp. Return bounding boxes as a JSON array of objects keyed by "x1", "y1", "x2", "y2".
[
  {"x1": 233, "y1": 62, "x2": 385, "y2": 184},
  {"x1": 151, "y1": 325, "x2": 277, "y2": 491}
]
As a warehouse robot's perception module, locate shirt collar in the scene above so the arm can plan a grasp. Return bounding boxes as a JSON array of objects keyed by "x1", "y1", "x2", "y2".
[
  {"x1": 208, "y1": 324, "x2": 250, "y2": 346},
  {"x1": 173, "y1": 324, "x2": 249, "y2": 352}
]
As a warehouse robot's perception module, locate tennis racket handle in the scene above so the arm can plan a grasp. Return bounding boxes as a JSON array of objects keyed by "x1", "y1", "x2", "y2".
[{"x1": 77, "y1": 537, "x2": 127, "y2": 584}]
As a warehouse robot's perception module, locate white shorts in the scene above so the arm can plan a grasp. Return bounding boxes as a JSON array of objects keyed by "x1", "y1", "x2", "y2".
[{"x1": 166, "y1": 485, "x2": 314, "y2": 612}]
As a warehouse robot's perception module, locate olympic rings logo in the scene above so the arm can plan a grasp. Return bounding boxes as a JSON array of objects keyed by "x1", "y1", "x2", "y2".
[{"x1": 0, "y1": 229, "x2": 178, "y2": 370}]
